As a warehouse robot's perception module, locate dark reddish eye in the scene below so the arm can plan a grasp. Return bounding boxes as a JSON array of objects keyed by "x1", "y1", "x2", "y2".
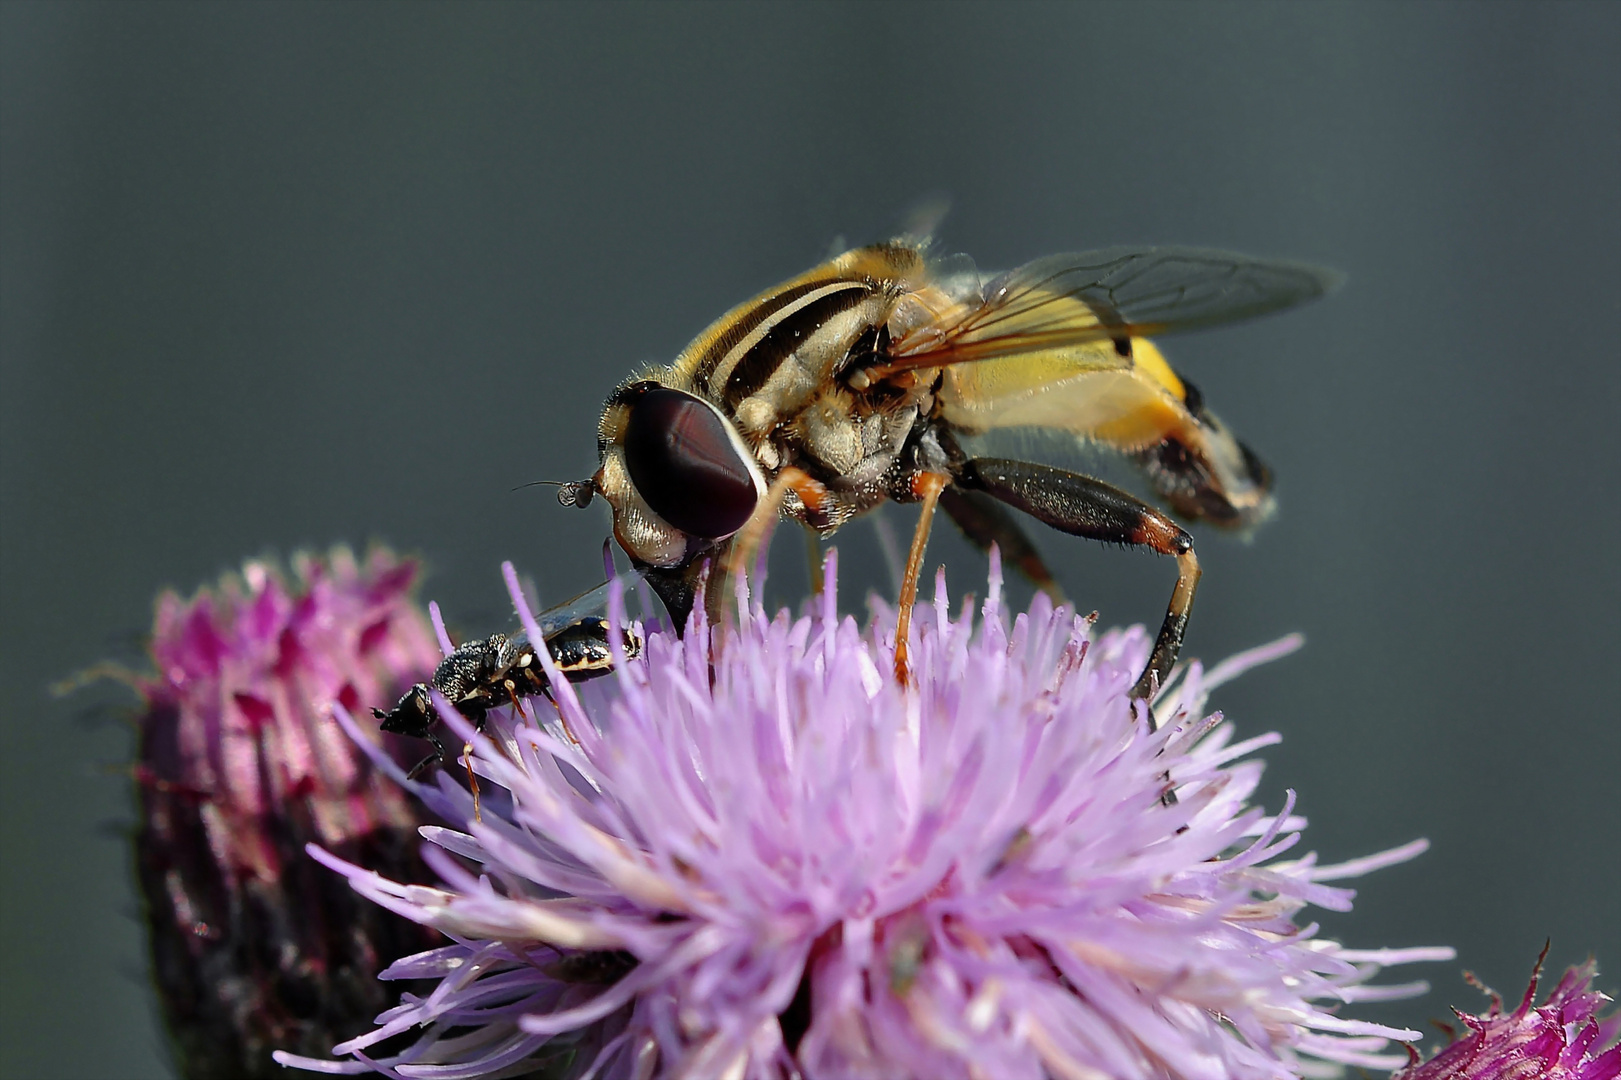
[{"x1": 623, "y1": 388, "x2": 759, "y2": 539}]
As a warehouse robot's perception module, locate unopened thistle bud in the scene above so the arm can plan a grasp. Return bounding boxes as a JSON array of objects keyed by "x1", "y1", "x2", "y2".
[{"x1": 132, "y1": 549, "x2": 444, "y2": 1078}]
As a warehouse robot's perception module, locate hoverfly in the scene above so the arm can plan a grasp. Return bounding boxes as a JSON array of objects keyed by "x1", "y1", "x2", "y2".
[
  {"x1": 561, "y1": 240, "x2": 1336, "y2": 705},
  {"x1": 374, "y1": 580, "x2": 642, "y2": 777}
]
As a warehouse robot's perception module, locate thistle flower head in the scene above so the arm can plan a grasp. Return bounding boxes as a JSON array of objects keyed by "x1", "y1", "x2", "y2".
[
  {"x1": 1393, "y1": 950, "x2": 1620, "y2": 1080},
  {"x1": 134, "y1": 548, "x2": 444, "y2": 1077},
  {"x1": 281, "y1": 551, "x2": 1452, "y2": 1079}
]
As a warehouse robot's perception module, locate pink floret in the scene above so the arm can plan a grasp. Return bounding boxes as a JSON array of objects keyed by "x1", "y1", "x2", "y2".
[{"x1": 282, "y1": 549, "x2": 1454, "y2": 1080}]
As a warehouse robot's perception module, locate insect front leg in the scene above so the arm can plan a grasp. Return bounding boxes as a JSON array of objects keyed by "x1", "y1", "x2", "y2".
[
  {"x1": 724, "y1": 466, "x2": 829, "y2": 587},
  {"x1": 405, "y1": 730, "x2": 451, "y2": 781},
  {"x1": 957, "y1": 458, "x2": 1201, "y2": 721}
]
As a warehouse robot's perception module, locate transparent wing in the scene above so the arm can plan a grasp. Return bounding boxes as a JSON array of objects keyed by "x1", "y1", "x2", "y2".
[
  {"x1": 533, "y1": 567, "x2": 647, "y2": 640},
  {"x1": 885, "y1": 247, "x2": 1341, "y2": 371}
]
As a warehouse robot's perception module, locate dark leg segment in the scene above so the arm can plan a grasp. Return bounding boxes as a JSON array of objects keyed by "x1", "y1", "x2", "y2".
[
  {"x1": 957, "y1": 458, "x2": 1201, "y2": 718},
  {"x1": 1134, "y1": 549, "x2": 1201, "y2": 702},
  {"x1": 938, "y1": 486, "x2": 1064, "y2": 600}
]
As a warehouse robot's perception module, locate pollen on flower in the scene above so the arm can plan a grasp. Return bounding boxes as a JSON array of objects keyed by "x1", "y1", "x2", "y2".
[
  {"x1": 131, "y1": 548, "x2": 445, "y2": 1079},
  {"x1": 279, "y1": 548, "x2": 1455, "y2": 1080}
]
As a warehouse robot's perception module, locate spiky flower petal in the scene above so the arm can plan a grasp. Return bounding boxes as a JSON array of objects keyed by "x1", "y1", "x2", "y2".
[
  {"x1": 134, "y1": 548, "x2": 444, "y2": 1078},
  {"x1": 281, "y1": 551, "x2": 1452, "y2": 1079},
  {"x1": 1393, "y1": 950, "x2": 1619, "y2": 1080}
]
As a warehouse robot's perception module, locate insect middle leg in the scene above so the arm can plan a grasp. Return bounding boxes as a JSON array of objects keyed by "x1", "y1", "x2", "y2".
[
  {"x1": 956, "y1": 458, "x2": 1201, "y2": 721},
  {"x1": 894, "y1": 471, "x2": 949, "y2": 686}
]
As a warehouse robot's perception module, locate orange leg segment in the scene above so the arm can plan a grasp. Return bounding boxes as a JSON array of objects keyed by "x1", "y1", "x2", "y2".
[
  {"x1": 893, "y1": 471, "x2": 949, "y2": 686},
  {"x1": 724, "y1": 466, "x2": 829, "y2": 591},
  {"x1": 462, "y1": 741, "x2": 482, "y2": 823}
]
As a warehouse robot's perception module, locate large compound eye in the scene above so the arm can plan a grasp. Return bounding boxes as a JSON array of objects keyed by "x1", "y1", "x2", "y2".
[{"x1": 623, "y1": 387, "x2": 760, "y2": 539}]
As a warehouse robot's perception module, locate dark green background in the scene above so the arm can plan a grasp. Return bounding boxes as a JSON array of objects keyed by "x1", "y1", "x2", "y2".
[{"x1": 3, "y1": 3, "x2": 1617, "y2": 1077}]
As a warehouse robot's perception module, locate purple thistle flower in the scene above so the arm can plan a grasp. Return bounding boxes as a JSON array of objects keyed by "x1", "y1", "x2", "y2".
[
  {"x1": 279, "y1": 550, "x2": 1453, "y2": 1079},
  {"x1": 1392, "y1": 949, "x2": 1620, "y2": 1080},
  {"x1": 133, "y1": 548, "x2": 446, "y2": 1078}
]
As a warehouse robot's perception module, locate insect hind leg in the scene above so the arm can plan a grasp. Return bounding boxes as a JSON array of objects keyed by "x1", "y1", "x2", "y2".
[
  {"x1": 957, "y1": 458, "x2": 1200, "y2": 723},
  {"x1": 938, "y1": 485, "x2": 1064, "y2": 601}
]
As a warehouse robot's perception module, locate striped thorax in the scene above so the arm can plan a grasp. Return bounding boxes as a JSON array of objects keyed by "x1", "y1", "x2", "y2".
[{"x1": 593, "y1": 243, "x2": 936, "y2": 570}]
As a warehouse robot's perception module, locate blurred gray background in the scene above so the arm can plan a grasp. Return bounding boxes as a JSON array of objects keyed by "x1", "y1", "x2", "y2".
[{"x1": 3, "y1": 3, "x2": 1617, "y2": 1076}]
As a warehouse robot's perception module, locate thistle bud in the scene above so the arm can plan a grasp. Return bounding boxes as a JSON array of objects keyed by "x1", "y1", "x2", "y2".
[{"x1": 133, "y1": 549, "x2": 444, "y2": 1078}]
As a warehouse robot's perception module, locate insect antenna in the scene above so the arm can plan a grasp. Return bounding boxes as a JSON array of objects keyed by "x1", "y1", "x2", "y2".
[{"x1": 511, "y1": 477, "x2": 597, "y2": 508}]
